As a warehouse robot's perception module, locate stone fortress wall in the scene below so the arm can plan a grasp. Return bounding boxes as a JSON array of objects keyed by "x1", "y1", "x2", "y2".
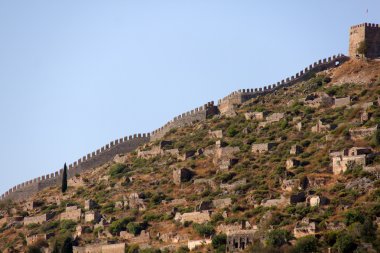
[
  {"x1": 218, "y1": 54, "x2": 348, "y2": 112},
  {"x1": 349, "y1": 23, "x2": 380, "y2": 58},
  {"x1": 0, "y1": 54, "x2": 348, "y2": 202}
]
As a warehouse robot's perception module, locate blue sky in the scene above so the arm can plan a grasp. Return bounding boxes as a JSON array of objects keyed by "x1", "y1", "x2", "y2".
[{"x1": 0, "y1": 0, "x2": 379, "y2": 194}]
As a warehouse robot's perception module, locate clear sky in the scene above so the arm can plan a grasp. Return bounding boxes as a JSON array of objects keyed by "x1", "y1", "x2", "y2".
[{"x1": 0, "y1": 0, "x2": 379, "y2": 194}]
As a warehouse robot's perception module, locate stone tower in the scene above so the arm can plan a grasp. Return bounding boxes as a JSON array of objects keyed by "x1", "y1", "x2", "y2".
[{"x1": 349, "y1": 23, "x2": 380, "y2": 58}]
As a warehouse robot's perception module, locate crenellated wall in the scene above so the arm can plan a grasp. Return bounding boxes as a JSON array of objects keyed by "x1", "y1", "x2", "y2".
[
  {"x1": 150, "y1": 101, "x2": 218, "y2": 141},
  {"x1": 0, "y1": 54, "x2": 347, "y2": 202},
  {"x1": 1, "y1": 134, "x2": 150, "y2": 202},
  {"x1": 218, "y1": 54, "x2": 348, "y2": 113}
]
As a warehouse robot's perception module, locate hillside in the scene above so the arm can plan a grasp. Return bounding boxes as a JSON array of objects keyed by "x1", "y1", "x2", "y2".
[{"x1": 1, "y1": 58, "x2": 380, "y2": 253}]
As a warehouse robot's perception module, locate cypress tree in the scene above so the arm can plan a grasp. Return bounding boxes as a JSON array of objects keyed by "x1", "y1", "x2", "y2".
[
  {"x1": 61, "y1": 237, "x2": 73, "y2": 253},
  {"x1": 62, "y1": 163, "x2": 68, "y2": 193}
]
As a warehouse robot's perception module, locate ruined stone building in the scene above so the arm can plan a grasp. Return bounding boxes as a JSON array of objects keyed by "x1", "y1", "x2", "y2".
[
  {"x1": 332, "y1": 147, "x2": 372, "y2": 174},
  {"x1": 226, "y1": 230, "x2": 257, "y2": 252}
]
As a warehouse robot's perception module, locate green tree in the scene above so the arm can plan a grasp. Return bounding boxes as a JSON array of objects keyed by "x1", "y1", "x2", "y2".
[
  {"x1": 333, "y1": 233, "x2": 357, "y2": 253},
  {"x1": 372, "y1": 129, "x2": 380, "y2": 147},
  {"x1": 27, "y1": 246, "x2": 42, "y2": 253},
  {"x1": 212, "y1": 234, "x2": 227, "y2": 253},
  {"x1": 357, "y1": 40, "x2": 367, "y2": 56},
  {"x1": 344, "y1": 210, "x2": 365, "y2": 226},
  {"x1": 291, "y1": 236, "x2": 318, "y2": 253},
  {"x1": 127, "y1": 222, "x2": 144, "y2": 236},
  {"x1": 61, "y1": 237, "x2": 73, "y2": 253},
  {"x1": 265, "y1": 229, "x2": 292, "y2": 248},
  {"x1": 62, "y1": 163, "x2": 68, "y2": 193},
  {"x1": 192, "y1": 223, "x2": 215, "y2": 237},
  {"x1": 109, "y1": 217, "x2": 135, "y2": 235}
]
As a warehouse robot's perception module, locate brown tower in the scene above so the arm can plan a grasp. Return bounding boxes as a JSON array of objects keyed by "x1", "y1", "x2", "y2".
[{"x1": 349, "y1": 23, "x2": 380, "y2": 58}]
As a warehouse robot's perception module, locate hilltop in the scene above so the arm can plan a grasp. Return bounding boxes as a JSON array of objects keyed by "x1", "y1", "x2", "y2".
[{"x1": 1, "y1": 58, "x2": 380, "y2": 253}]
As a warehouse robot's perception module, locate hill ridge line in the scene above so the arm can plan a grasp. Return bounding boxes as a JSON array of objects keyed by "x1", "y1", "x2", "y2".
[{"x1": 1, "y1": 53, "x2": 348, "y2": 202}]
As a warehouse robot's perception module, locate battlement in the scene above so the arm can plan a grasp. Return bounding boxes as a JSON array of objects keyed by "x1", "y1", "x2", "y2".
[
  {"x1": 218, "y1": 54, "x2": 348, "y2": 107},
  {"x1": 1, "y1": 134, "x2": 150, "y2": 202},
  {"x1": 150, "y1": 101, "x2": 218, "y2": 141},
  {"x1": 350, "y1": 23, "x2": 380, "y2": 30}
]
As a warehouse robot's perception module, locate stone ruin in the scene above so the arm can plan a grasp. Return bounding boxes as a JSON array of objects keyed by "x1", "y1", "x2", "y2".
[
  {"x1": 24, "y1": 213, "x2": 54, "y2": 226},
  {"x1": 306, "y1": 195, "x2": 330, "y2": 207},
  {"x1": 349, "y1": 125, "x2": 378, "y2": 141},
  {"x1": 244, "y1": 111, "x2": 266, "y2": 121},
  {"x1": 290, "y1": 144, "x2": 302, "y2": 155},
  {"x1": 209, "y1": 130, "x2": 223, "y2": 139},
  {"x1": 331, "y1": 147, "x2": 372, "y2": 175},
  {"x1": 286, "y1": 158, "x2": 300, "y2": 169},
  {"x1": 333, "y1": 96, "x2": 351, "y2": 108},
  {"x1": 120, "y1": 230, "x2": 151, "y2": 244},
  {"x1": 220, "y1": 179, "x2": 247, "y2": 192},
  {"x1": 293, "y1": 217, "x2": 316, "y2": 238},
  {"x1": 85, "y1": 210, "x2": 101, "y2": 223},
  {"x1": 26, "y1": 233, "x2": 53, "y2": 246},
  {"x1": 127, "y1": 192, "x2": 146, "y2": 211},
  {"x1": 303, "y1": 92, "x2": 334, "y2": 108},
  {"x1": 73, "y1": 242, "x2": 126, "y2": 253},
  {"x1": 226, "y1": 229, "x2": 257, "y2": 252},
  {"x1": 251, "y1": 143, "x2": 276, "y2": 154},
  {"x1": 311, "y1": 119, "x2": 332, "y2": 133},
  {"x1": 281, "y1": 179, "x2": 301, "y2": 192},
  {"x1": 188, "y1": 239, "x2": 212, "y2": 251},
  {"x1": 174, "y1": 211, "x2": 211, "y2": 224},
  {"x1": 261, "y1": 195, "x2": 288, "y2": 208},
  {"x1": 85, "y1": 199, "x2": 97, "y2": 211},
  {"x1": 60, "y1": 205, "x2": 82, "y2": 222},
  {"x1": 173, "y1": 168, "x2": 193, "y2": 185}
]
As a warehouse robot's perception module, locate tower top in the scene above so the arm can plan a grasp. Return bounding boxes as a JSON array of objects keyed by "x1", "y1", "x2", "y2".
[
  {"x1": 349, "y1": 23, "x2": 380, "y2": 58},
  {"x1": 350, "y1": 23, "x2": 379, "y2": 30}
]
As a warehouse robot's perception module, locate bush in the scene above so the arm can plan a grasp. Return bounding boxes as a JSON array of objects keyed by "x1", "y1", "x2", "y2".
[
  {"x1": 192, "y1": 223, "x2": 215, "y2": 237},
  {"x1": 344, "y1": 210, "x2": 365, "y2": 226},
  {"x1": 372, "y1": 129, "x2": 380, "y2": 147},
  {"x1": 40, "y1": 221, "x2": 59, "y2": 233},
  {"x1": 291, "y1": 236, "x2": 318, "y2": 253},
  {"x1": 227, "y1": 126, "x2": 239, "y2": 137},
  {"x1": 212, "y1": 234, "x2": 227, "y2": 252},
  {"x1": 333, "y1": 233, "x2": 357, "y2": 253},
  {"x1": 109, "y1": 217, "x2": 135, "y2": 235},
  {"x1": 109, "y1": 163, "x2": 129, "y2": 178},
  {"x1": 265, "y1": 229, "x2": 292, "y2": 247},
  {"x1": 127, "y1": 222, "x2": 146, "y2": 236},
  {"x1": 60, "y1": 220, "x2": 77, "y2": 231},
  {"x1": 27, "y1": 246, "x2": 42, "y2": 253}
]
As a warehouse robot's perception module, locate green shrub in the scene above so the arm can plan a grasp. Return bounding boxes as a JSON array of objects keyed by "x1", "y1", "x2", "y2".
[
  {"x1": 40, "y1": 221, "x2": 59, "y2": 233},
  {"x1": 333, "y1": 232, "x2": 357, "y2": 253},
  {"x1": 344, "y1": 210, "x2": 365, "y2": 226},
  {"x1": 60, "y1": 220, "x2": 77, "y2": 231},
  {"x1": 192, "y1": 223, "x2": 215, "y2": 237},
  {"x1": 265, "y1": 229, "x2": 292, "y2": 247},
  {"x1": 212, "y1": 234, "x2": 227, "y2": 252},
  {"x1": 127, "y1": 222, "x2": 146, "y2": 236},
  {"x1": 291, "y1": 236, "x2": 318, "y2": 253},
  {"x1": 109, "y1": 217, "x2": 135, "y2": 235},
  {"x1": 109, "y1": 163, "x2": 129, "y2": 178}
]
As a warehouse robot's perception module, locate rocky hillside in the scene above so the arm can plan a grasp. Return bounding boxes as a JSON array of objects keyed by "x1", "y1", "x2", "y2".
[{"x1": 1, "y1": 59, "x2": 380, "y2": 253}]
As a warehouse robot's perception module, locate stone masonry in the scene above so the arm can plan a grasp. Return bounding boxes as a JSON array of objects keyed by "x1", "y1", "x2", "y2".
[{"x1": 349, "y1": 23, "x2": 380, "y2": 58}]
